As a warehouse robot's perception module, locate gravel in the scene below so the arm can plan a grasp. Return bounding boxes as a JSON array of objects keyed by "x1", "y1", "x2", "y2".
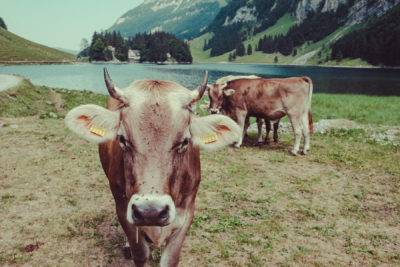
[{"x1": 248, "y1": 119, "x2": 400, "y2": 146}]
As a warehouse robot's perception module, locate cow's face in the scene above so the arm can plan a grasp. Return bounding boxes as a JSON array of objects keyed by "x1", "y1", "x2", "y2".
[
  {"x1": 65, "y1": 69, "x2": 241, "y2": 227},
  {"x1": 207, "y1": 83, "x2": 235, "y2": 114}
]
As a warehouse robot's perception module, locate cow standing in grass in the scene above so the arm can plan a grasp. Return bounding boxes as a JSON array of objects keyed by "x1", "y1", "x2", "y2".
[
  {"x1": 206, "y1": 76, "x2": 313, "y2": 155},
  {"x1": 202, "y1": 75, "x2": 281, "y2": 146},
  {"x1": 65, "y1": 69, "x2": 241, "y2": 266}
]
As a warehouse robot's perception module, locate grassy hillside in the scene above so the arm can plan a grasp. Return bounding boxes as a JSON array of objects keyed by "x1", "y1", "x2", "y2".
[
  {"x1": 0, "y1": 79, "x2": 399, "y2": 266},
  {"x1": 189, "y1": 14, "x2": 371, "y2": 66},
  {"x1": 0, "y1": 28, "x2": 76, "y2": 64}
]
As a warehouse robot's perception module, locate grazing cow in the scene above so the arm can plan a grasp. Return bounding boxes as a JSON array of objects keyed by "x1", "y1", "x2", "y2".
[
  {"x1": 207, "y1": 76, "x2": 313, "y2": 155},
  {"x1": 202, "y1": 75, "x2": 280, "y2": 146},
  {"x1": 65, "y1": 69, "x2": 241, "y2": 266}
]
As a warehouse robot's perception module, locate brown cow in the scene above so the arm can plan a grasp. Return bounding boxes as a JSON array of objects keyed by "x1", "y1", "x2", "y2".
[
  {"x1": 202, "y1": 75, "x2": 280, "y2": 145},
  {"x1": 207, "y1": 76, "x2": 313, "y2": 155},
  {"x1": 65, "y1": 69, "x2": 241, "y2": 266}
]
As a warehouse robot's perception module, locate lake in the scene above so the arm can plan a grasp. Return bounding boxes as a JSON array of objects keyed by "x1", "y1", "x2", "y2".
[{"x1": 1, "y1": 63, "x2": 400, "y2": 96}]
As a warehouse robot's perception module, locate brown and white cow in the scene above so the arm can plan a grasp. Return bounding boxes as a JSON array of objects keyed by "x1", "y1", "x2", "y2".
[
  {"x1": 202, "y1": 75, "x2": 280, "y2": 146},
  {"x1": 65, "y1": 69, "x2": 241, "y2": 266},
  {"x1": 206, "y1": 76, "x2": 313, "y2": 155}
]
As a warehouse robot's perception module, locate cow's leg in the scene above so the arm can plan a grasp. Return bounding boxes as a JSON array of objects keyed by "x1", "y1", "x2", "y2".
[
  {"x1": 234, "y1": 110, "x2": 247, "y2": 148},
  {"x1": 288, "y1": 115, "x2": 302, "y2": 156},
  {"x1": 273, "y1": 119, "x2": 280, "y2": 143},
  {"x1": 160, "y1": 212, "x2": 193, "y2": 267},
  {"x1": 116, "y1": 207, "x2": 149, "y2": 266},
  {"x1": 243, "y1": 116, "x2": 250, "y2": 138},
  {"x1": 256, "y1": 118, "x2": 264, "y2": 144},
  {"x1": 264, "y1": 119, "x2": 271, "y2": 145},
  {"x1": 300, "y1": 112, "x2": 310, "y2": 155}
]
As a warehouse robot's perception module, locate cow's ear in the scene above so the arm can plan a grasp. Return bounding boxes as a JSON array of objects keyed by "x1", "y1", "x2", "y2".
[
  {"x1": 65, "y1": 104, "x2": 120, "y2": 143},
  {"x1": 224, "y1": 89, "x2": 235, "y2": 96},
  {"x1": 190, "y1": 115, "x2": 241, "y2": 150}
]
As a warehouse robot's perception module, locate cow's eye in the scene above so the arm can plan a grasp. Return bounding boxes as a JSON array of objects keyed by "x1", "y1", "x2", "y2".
[
  {"x1": 119, "y1": 135, "x2": 133, "y2": 150},
  {"x1": 178, "y1": 138, "x2": 190, "y2": 153}
]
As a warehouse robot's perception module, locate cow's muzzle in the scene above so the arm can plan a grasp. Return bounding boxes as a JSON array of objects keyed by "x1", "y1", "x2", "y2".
[{"x1": 126, "y1": 194, "x2": 176, "y2": 226}]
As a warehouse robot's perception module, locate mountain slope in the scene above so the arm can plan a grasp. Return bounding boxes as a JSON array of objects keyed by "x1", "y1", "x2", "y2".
[
  {"x1": 196, "y1": 0, "x2": 400, "y2": 66},
  {"x1": 331, "y1": 2, "x2": 400, "y2": 66},
  {"x1": 0, "y1": 28, "x2": 76, "y2": 63},
  {"x1": 108, "y1": 0, "x2": 230, "y2": 39}
]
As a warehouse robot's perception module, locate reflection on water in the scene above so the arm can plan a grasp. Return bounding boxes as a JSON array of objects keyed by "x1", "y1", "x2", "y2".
[{"x1": 1, "y1": 63, "x2": 399, "y2": 96}]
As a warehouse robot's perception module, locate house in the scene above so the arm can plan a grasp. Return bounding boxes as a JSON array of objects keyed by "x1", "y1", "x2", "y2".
[{"x1": 128, "y1": 49, "x2": 141, "y2": 63}]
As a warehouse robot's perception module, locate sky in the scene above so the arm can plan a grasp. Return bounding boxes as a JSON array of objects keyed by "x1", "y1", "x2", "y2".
[{"x1": 1, "y1": 0, "x2": 143, "y2": 51}]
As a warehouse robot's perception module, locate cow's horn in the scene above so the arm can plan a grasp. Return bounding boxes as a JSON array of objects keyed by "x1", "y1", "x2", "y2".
[
  {"x1": 104, "y1": 68, "x2": 125, "y2": 102},
  {"x1": 191, "y1": 71, "x2": 208, "y2": 103}
]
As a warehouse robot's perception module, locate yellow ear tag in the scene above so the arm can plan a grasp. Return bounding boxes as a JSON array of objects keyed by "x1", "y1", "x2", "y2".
[
  {"x1": 202, "y1": 132, "x2": 218, "y2": 144},
  {"x1": 90, "y1": 124, "x2": 106, "y2": 137}
]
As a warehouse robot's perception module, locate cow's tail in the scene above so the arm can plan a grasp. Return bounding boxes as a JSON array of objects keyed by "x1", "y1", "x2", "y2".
[{"x1": 303, "y1": 76, "x2": 314, "y2": 135}]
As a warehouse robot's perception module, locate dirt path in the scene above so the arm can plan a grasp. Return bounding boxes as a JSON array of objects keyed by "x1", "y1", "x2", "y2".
[
  {"x1": 0, "y1": 74, "x2": 24, "y2": 91},
  {"x1": 291, "y1": 49, "x2": 320, "y2": 65}
]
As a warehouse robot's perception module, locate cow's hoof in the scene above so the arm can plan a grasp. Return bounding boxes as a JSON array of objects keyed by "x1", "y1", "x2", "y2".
[
  {"x1": 300, "y1": 151, "x2": 308, "y2": 156},
  {"x1": 124, "y1": 246, "x2": 132, "y2": 259},
  {"x1": 274, "y1": 139, "x2": 279, "y2": 144},
  {"x1": 257, "y1": 141, "x2": 263, "y2": 146},
  {"x1": 264, "y1": 140, "x2": 271, "y2": 145},
  {"x1": 289, "y1": 151, "x2": 297, "y2": 157}
]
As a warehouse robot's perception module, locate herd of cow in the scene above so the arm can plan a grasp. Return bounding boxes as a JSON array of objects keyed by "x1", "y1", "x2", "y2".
[{"x1": 65, "y1": 68, "x2": 313, "y2": 266}]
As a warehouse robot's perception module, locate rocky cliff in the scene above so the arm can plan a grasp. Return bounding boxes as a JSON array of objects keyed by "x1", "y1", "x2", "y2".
[
  {"x1": 295, "y1": 0, "x2": 400, "y2": 24},
  {"x1": 108, "y1": 0, "x2": 230, "y2": 39}
]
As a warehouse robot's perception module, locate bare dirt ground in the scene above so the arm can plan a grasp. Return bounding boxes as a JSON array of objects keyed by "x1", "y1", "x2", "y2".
[{"x1": 1, "y1": 116, "x2": 399, "y2": 266}]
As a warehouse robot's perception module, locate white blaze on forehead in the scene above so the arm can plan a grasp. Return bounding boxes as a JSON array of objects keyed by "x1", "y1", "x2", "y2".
[{"x1": 118, "y1": 80, "x2": 192, "y2": 194}]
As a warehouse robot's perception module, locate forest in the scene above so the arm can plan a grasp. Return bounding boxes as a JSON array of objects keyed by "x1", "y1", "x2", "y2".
[
  {"x1": 85, "y1": 31, "x2": 192, "y2": 63},
  {"x1": 331, "y1": 2, "x2": 400, "y2": 66}
]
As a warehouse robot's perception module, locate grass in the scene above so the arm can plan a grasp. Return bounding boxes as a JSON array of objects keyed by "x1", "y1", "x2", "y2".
[
  {"x1": 197, "y1": 93, "x2": 400, "y2": 126},
  {"x1": 1, "y1": 81, "x2": 399, "y2": 266},
  {"x1": 0, "y1": 27, "x2": 76, "y2": 63}
]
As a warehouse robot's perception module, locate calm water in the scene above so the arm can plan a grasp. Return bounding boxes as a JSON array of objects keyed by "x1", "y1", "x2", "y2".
[{"x1": 1, "y1": 63, "x2": 400, "y2": 96}]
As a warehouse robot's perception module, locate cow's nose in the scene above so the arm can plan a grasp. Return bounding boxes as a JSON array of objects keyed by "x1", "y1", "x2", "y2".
[
  {"x1": 210, "y1": 109, "x2": 219, "y2": 114},
  {"x1": 127, "y1": 194, "x2": 176, "y2": 226},
  {"x1": 131, "y1": 204, "x2": 170, "y2": 226}
]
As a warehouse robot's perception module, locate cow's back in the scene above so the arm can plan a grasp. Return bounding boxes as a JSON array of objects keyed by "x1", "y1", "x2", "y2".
[{"x1": 226, "y1": 77, "x2": 311, "y2": 119}]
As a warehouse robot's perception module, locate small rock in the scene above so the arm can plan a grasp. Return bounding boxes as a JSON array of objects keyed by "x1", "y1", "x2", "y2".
[
  {"x1": 49, "y1": 112, "x2": 58, "y2": 118},
  {"x1": 45, "y1": 101, "x2": 53, "y2": 105}
]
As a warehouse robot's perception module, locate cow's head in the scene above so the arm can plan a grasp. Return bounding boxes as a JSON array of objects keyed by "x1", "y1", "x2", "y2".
[
  {"x1": 206, "y1": 82, "x2": 235, "y2": 114},
  {"x1": 65, "y1": 68, "x2": 241, "y2": 227}
]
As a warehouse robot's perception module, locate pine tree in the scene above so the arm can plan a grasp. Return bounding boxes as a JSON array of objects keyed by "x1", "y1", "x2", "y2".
[
  {"x1": 90, "y1": 38, "x2": 106, "y2": 61},
  {"x1": 0, "y1": 17, "x2": 7, "y2": 30},
  {"x1": 236, "y1": 42, "x2": 245, "y2": 57},
  {"x1": 247, "y1": 44, "x2": 252, "y2": 55}
]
